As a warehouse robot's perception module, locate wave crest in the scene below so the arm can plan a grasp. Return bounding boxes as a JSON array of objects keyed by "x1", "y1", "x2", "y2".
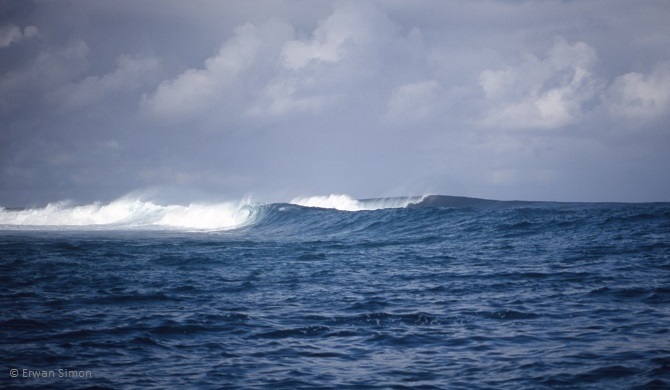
[{"x1": 289, "y1": 194, "x2": 422, "y2": 211}]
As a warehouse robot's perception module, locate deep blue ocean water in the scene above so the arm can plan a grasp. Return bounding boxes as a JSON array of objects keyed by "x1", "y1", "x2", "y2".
[{"x1": 1, "y1": 196, "x2": 670, "y2": 389}]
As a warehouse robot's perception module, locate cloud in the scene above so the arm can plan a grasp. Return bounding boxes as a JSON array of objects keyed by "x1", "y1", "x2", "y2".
[
  {"x1": 46, "y1": 54, "x2": 160, "y2": 111},
  {"x1": 0, "y1": 24, "x2": 38, "y2": 48},
  {"x1": 604, "y1": 61, "x2": 670, "y2": 120},
  {"x1": 2, "y1": 1, "x2": 670, "y2": 205},
  {"x1": 0, "y1": 40, "x2": 88, "y2": 114},
  {"x1": 247, "y1": 76, "x2": 330, "y2": 116},
  {"x1": 280, "y1": 2, "x2": 389, "y2": 70},
  {"x1": 141, "y1": 18, "x2": 297, "y2": 121},
  {"x1": 385, "y1": 80, "x2": 440, "y2": 122},
  {"x1": 250, "y1": 3, "x2": 402, "y2": 117},
  {"x1": 143, "y1": 3, "x2": 405, "y2": 119},
  {"x1": 479, "y1": 37, "x2": 600, "y2": 130},
  {"x1": 141, "y1": 23, "x2": 263, "y2": 119}
]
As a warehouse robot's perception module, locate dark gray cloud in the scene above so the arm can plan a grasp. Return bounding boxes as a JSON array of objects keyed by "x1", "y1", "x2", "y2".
[{"x1": 1, "y1": 0, "x2": 669, "y2": 206}]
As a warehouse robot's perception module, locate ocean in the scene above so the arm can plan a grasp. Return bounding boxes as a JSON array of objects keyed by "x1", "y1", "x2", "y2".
[{"x1": 1, "y1": 194, "x2": 669, "y2": 389}]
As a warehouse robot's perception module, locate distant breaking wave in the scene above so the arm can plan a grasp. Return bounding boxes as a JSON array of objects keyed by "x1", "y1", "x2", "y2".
[
  {"x1": 0, "y1": 194, "x2": 421, "y2": 230},
  {"x1": 0, "y1": 194, "x2": 622, "y2": 230},
  {"x1": 289, "y1": 194, "x2": 423, "y2": 211},
  {"x1": 0, "y1": 198, "x2": 254, "y2": 230}
]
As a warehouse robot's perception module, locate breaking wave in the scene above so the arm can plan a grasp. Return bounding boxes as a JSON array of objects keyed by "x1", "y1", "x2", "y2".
[
  {"x1": 289, "y1": 194, "x2": 422, "y2": 211},
  {"x1": 0, "y1": 193, "x2": 427, "y2": 230},
  {"x1": 2, "y1": 193, "x2": 631, "y2": 231},
  {"x1": 0, "y1": 198, "x2": 254, "y2": 230}
]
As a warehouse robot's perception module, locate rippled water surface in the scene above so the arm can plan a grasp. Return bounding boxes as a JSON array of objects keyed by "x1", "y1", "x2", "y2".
[{"x1": 2, "y1": 201, "x2": 670, "y2": 389}]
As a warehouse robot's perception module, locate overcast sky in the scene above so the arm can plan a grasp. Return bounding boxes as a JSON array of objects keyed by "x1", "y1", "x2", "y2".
[{"x1": 1, "y1": 0, "x2": 669, "y2": 206}]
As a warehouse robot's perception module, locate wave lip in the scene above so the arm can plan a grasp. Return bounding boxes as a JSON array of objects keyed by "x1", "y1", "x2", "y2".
[{"x1": 289, "y1": 194, "x2": 423, "y2": 211}]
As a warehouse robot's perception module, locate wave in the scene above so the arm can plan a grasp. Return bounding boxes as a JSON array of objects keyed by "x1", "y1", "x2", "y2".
[
  {"x1": 0, "y1": 198, "x2": 254, "y2": 230},
  {"x1": 289, "y1": 194, "x2": 423, "y2": 211},
  {"x1": 0, "y1": 193, "x2": 422, "y2": 230},
  {"x1": 287, "y1": 194, "x2": 557, "y2": 211},
  {"x1": 3, "y1": 193, "x2": 646, "y2": 231}
]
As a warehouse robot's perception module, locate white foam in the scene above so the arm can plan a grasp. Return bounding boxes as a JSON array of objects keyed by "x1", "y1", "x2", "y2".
[
  {"x1": 157, "y1": 203, "x2": 252, "y2": 230},
  {"x1": 290, "y1": 194, "x2": 363, "y2": 211},
  {"x1": 0, "y1": 198, "x2": 253, "y2": 230},
  {"x1": 289, "y1": 194, "x2": 420, "y2": 211}
]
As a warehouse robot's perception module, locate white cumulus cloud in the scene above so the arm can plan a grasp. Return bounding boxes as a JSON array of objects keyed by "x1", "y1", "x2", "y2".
[
  {"x1": 141, "y1": 23, "x2": 262, "y2": 119},
  {"x1": 479, "y1": 37, "x2": 600, "y2": 129},
  {"x1": 280, "y1": 3, "x2": 388, "y2": 70},
  {"x1": 604, "y1": 61, "x2": 670, "y2": 120},
  {"x1": 47, "y1": 55, "x2": 160, "y2": 111},
  {"x1": 250, "y1": 3, "x2": 399, "y2": 117}
]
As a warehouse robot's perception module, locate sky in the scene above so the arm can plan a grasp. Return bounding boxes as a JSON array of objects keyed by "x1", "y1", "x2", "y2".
[{"x1": 1, "y1": 0, "x2": 669, "y2": 206}]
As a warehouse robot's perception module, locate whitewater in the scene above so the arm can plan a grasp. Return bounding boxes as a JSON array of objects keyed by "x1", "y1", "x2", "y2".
[
  {"x1": 0, "y1": 194, "x2": 422, "y2": 230},
  {"x1": 2, "y1": 193, "x2": 669, "y2": 389}
]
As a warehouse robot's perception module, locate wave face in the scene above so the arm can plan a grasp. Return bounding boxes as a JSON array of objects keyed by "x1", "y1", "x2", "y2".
[{"x1": 1, "y1": 194, "x2": 669, "y2": 388}]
